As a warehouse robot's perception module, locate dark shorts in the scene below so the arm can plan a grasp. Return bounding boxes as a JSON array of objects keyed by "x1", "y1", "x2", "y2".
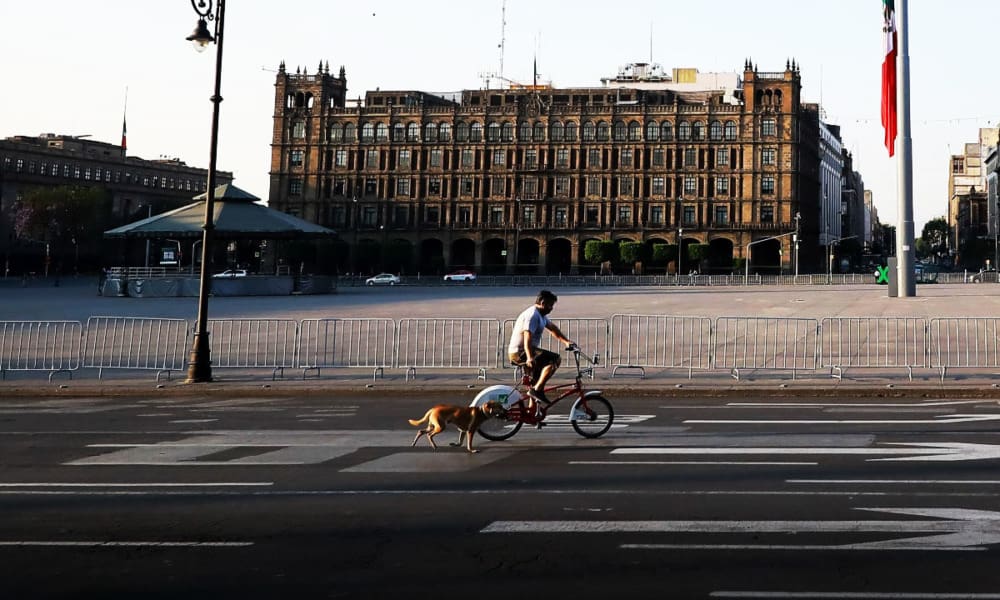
[{"x1": 509, "y1": 348, "x2": 561, "y2": 383}]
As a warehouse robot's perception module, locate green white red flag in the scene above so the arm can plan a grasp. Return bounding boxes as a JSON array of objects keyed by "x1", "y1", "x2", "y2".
[{"x1": 881, "y1": 0, "x2": 897, "y2": 157}]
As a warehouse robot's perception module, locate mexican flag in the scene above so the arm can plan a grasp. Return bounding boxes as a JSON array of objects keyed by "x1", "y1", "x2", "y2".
[{"x1": 881, "y1": 0, "x2": 897, "y2": 157}]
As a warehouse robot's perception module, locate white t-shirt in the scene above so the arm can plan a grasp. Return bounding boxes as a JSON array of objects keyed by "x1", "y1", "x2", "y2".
[{"x1": 508, "y1": 305, "x2": 549, "y2": 354}]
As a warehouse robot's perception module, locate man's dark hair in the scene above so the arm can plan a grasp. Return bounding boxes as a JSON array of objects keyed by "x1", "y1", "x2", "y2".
[{"x1": 536, "y1": 290, "x2": 557, "y2": 304}]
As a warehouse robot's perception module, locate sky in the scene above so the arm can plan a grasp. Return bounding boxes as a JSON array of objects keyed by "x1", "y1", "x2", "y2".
[{"x1": 3, "y1": 0, "x2": 999, "y2": 234}]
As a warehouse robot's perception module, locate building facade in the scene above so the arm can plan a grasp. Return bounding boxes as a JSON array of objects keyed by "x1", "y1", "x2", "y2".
[
  {"x1": 269, "y1": 60, "x2": 827, "y2": 275},
  {"x1": 0, "y1": 134, "x2": 233, "y2": 274}
]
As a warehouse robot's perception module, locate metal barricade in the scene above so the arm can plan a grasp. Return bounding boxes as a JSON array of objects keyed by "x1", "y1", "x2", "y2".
[
  {"x1": 608, "y1": 314, "x2": 712, "y2": 378},
  {"x1": 929, "y1": 317, "x2": 1000, "y2": 381},
  {"x1": 820, "y1": 317, "x2": 927, "y2": 380},
  {"x1": 0, "y1": 320, "x2": 82, "y2": 380},
  {"x1": 395, "y1": 318, "x2": 501, "y2": 381},
  {"x1": 502, "y1": 317, "x2": 609, "y2": 380},
  {"x1": 298, "y1": 318, "x2": 394, "y2": 380},
  {"x1": 714, "y1": 317, "x2": 819, "y2": 380},
  {"x1": 83, "y1": 316, "x2": 188, "y2": 380},
  {"x1": 207, "y1": 319, "x2": 298, "y2": 380}
]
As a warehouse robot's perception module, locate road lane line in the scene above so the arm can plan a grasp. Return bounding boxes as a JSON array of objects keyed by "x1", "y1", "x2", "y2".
[
  {"x1": 711, "y1": 593, "x2": 1000, "y2": 599},
  {"x1": 571, "y1": 461, "x2": 818, "y2": 466},
  {"x1": 624, "y1": 543, "x2": 981, "y2": 552},
  {"x1": 0, "y1": 483, "x2": 272, "y2": 488},
  {"x1": 0, "y1": 541, "x2": 252, "y2": 548},
  {"x1": 789, "y1": 480, "x2": 1000, "y2": 485}
]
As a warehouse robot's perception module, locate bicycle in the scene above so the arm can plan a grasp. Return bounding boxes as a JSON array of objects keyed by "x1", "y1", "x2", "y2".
[{"x1": 472, "y1": 345, "x2": 614, "y2": 440}]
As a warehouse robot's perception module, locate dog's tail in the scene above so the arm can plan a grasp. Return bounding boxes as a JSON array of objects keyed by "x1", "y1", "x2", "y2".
[{"x1": 408, "y1": 409, "x2": 433, "y2": 427}]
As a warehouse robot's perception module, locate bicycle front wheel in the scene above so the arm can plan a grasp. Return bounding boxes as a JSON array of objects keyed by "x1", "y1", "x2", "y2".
[
  {"x1": 570, "y1": 395, "x2": 614, "y2": 439},
  {"x1": 477, "y1": 416, "x2": 523, "y2": 441}
]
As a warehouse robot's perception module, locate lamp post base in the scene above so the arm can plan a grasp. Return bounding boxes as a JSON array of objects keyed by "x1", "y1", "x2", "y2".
[{"x1": 185, "y1": 332, "x2": 213, "y2": 383}]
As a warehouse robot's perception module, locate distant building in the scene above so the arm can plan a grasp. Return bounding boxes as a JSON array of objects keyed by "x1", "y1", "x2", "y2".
[
  {"x1": 947, "y1": 128, "x2": 997, "y2": 267},
  {"x1": 269, "y1": 59, "x2": 843, "y2": 275},
  {"x1": 0, "y1": 133, "x2": 232, "y2": 273}
]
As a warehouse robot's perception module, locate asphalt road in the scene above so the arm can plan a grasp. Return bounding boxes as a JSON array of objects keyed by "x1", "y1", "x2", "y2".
[{"x1": 3, "y1": 392, "x2": 1000, "y2": 598}]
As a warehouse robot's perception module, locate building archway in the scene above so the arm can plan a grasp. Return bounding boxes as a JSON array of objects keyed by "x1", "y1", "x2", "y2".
[
  {"x1": 547, "y1": 238, "x2": 572, "y2": 274},
  {"x1": 449, "y1": 238, "x2": 475, "y2": 269},
  {"x1": 419, "y1": 238, "x2": 444, "y2": 274},
  {"x1": 482, "y1": 238, "x2": 506, "y2": 274},
  {"x1": 707, "y1": 238, "x2": 735, "y2": 273},
  {"x1": 516, "y1": 238, "x2": 540, "y2": 273},
  {"x1": 749, "y1": 238, "x2": 782, "y2": 275}
]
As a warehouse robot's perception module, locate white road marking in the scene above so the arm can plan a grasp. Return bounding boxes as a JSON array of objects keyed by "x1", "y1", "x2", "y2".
[
  {"x1": 613, "y1": 443, "x2": 1000, "y2": 462},
  {"x1": 137, "y1": 413, "x2": 173, "y2": 417},
  {"x1": 790, "y1": 480, "x2": 1000, "y2": 485},
  {"x1": 482, "y1": 507, "x2": 1000, "y2": 551},
  {"x1": 712, "y1": 593, "x2": 1000, "y2": 599},
  {"x1": 0, "y1": 482, "x2": 272, "y2": 487},
  {"x1": 571, "y1": 461, "x2": 818, "y2": 466},
  {"x1": 727, "y1": 400, "x2": 990, "y2": 408},
  {"x1": 685, "y1": 414, "x2": 1000, "y2": 425},
  {"x1": 169, "y1": 419, "x2": 218, "y2": 424},
  {"x1": 1, "y1": 489, "x2": 996, "y2": 498},
  {"x1": 0, "y1": 541, "x2": 252, "y2": 548}
]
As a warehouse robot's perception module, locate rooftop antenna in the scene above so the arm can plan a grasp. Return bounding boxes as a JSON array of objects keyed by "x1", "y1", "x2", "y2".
[{"x1": 498, "y1": 0, "x2": 507, "y2": 84}]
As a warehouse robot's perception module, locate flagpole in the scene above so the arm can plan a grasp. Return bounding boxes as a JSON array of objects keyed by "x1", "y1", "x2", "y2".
[
  {"x1": 121, "y1": 86, "x2": 128, "y2": 160},
  {"x1": 896, "y1": 0, "x2": 916, "y2": 296}
]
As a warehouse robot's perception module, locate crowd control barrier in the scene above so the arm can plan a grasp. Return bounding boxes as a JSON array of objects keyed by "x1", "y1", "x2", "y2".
[
  {"x1": 501, "y1": 317, "x2": 609, "y2": 380},
  {"x1": 298, "y1": 318, "x2": 395, "y2": 380},
  {"x1": 82, "y1": 316, "x2": 189, "y2": 380},
  {"x1": 0, "y1": 320, "x2": 82, "y2": 380},
  {"x1": 714, "y1": 317, "x2": 819, "y2": 380},
  {"x1": 395, "y1": 318, "x2": 502, "y2": 380},
  {"x1": 929, "y1": 317, "x2": 1000, "y2": 381},
  {"x1": 207, "y1": 319, "x2": 298, "y2": 380},
  {"x1": 608, "y1": 314, "x2": 712, "y2": 378},
  {"x1": 820, "y1": 317, "x2": 927, "y2": 380}
]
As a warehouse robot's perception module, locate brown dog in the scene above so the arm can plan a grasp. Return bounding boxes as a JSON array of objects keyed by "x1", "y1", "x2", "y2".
[{"x1": 408, "y1": 400, "x2": 505, "y2": 453}]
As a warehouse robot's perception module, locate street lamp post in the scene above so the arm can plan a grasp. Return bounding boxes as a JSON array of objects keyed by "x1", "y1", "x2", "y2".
[
  {"x1": 142, "y1": 204, "x2": 152, "y2": 268},
  {"x1": 793, "y1": 211, "x2": 801, "y2": 278},
  {"x1": 676, "y1": 196, "x2": 684, "y2": 285},
  {"x1": 185, "y1": 0, "x2": 226, "y2": 383}
]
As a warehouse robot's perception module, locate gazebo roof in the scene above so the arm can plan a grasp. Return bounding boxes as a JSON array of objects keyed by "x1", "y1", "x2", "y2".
[{"x1": 104, "y1": 184, "x2": 336, "y2": 239}]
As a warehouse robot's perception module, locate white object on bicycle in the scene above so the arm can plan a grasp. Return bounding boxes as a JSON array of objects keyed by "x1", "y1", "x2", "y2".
[{"x1": 470, "y1": 384, "x2": 520, "y2": 409}]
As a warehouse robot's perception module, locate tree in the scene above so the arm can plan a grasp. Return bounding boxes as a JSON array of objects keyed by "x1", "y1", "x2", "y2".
[
  {"x1": 651, "y1": 244, "x2": 676, "y2": 267},
  {"x1": 618, "y1": 241, "x2": 645, "y2": 265},
  {"x1": 583, "y1": 240, "x2": 618, "y2": 265},
  {"x1": 11, "y1": 185, "x2": 113, "y2": 273},
  {"x1": 919, "y1": 217, "x2": 949, "y2": 260}
]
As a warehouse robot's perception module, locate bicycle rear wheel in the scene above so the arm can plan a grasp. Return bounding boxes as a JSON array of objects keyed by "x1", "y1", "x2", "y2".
[
  {"x1": 570, "y1": 395, "x2": 614, "y2": 438},
  {"x1": 477, "y1": 415, "x2": 523, "y2": 441}
]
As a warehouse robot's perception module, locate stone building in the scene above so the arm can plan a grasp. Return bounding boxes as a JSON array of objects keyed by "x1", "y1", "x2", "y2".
[
  {"x1": 269, "y1": 60, "x2": 827, "y2": 275},
  {"x1": 0, "y1": 133, "x2": 232, "y2": 273}
]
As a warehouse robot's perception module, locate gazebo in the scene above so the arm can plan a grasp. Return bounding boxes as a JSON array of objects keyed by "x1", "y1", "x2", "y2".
[{"x1": 102, "y1": 184, "x2": 337, "y2": 296}]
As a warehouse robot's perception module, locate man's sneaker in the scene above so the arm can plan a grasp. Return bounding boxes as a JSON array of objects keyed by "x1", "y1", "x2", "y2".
[{"x1": 528, "y1": 388, "x2": 550, "y2": 406}]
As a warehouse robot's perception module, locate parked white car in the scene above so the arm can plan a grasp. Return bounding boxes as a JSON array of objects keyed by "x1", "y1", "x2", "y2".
[
  {"x1": 365, "y1": 273, "x2": 400, "y2": 286},
  {"x1": 443, "y1": 270, "x2": 477, "y2": 282},
  {"x1": 212, "y1": 269, "x2": 247, "y2": 278}
]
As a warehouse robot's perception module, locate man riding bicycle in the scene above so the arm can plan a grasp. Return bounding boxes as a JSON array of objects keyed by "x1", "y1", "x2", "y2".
[{"x1": 508, "y1": 290, "x2": 574, "y2": 417}]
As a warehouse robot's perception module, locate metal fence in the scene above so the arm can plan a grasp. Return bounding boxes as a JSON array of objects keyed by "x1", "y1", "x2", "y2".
[
  {"x1": 928, "y1": 317, "x2": 1000, "y2": 381},
  {"x1": 207, "y1": 319, "x2": 298, "y2": 380},
  {"x1": 395, "y1": 318, "x2": 502, "y2": 380},
  {"x1": 501, "y1": 317, "x2": 609, "y2": 380},
  {"x1": 714, "y1": 317, "x2": 820, "y2": 380},
  {"x1": 298, "y1": 318, "x2": 395, "y2": 380},
  {"x1": 608, "y1": 314, "x2": 713, "y2": 378},
  {"x1": 82, "y1": 316, "x2": 189, "y2": 380},
  {"x1": 0, "y1": 320, "x2": 82, "y2": 380},
  {"x1": 820, "y1": 317, "x2": 927, "y2": 380}
]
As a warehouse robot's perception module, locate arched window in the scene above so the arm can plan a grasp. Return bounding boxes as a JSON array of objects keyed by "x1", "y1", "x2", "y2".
[
  {"x1": 392, "y1": 122, "x2": 405, "y2": 142},
  {"x1": 646, "y1": 121, "x2": 659, "y2": 141},
  {"x1": 424, "y1": 123, "x2": 438, "y2": 142},
  {"x1": 565, "y1": 121, "x2": 578, "y2": 141},
  {"x1": 344, "y1": 123, "x2": 356, "y2": 142},
  {"x1": 692, "y1": 121, "x2": 704, "y2": 141},
  {"x1": 361, "y1": 122, "x2": 375, "y2": 142},
  {"x1": 328, "y1": 123, "x2": 343, "y2": 142},
  {"x1": 613, "y1": 121, "x2": 626, "y2": 141},
  {"x1": 550, "y1": 121, "x2": 564, "y2": 141},
  {"x1": 407, "y1": 122, "x2": 420, "y2": 141},
  {"x1": 375, "y1": 122, "x2": 388, "y2": 142},
  {"x1": 724, "y1": 121, "x2": 737, "y2": 141},
  {"x1": 628, "y1": 121, "x2": 641, "y2": 141},
  {"x1": 501, "y1": 122, "x2": 514, "y2": 142},
  {"x1": 305, "y1": 93, "x2": 314, "y2": 109},
  {"x1": 439, "y1": 122, "x2": 452, "y2": 142},
  {"x1": 596, "y1": 121, "x2": 610, "y2": 141},
  {"x1": 709, "y1": 121, "x2": 723, "y2": 141},
  {"x1": 519, "y1": 121, "x2": 532, "y2": 141},
  {"x1": 470, "y1": 122, "x2": 483, "y2": 142},
  {"x1": 582, "y1": 121, "x2": 596, "y2": 141},
  {"x1": 456, "y1": 122, "x2": 469, "y2": 142},
  {"x1": 534, "y1": 122, "x2": 546, "y2": 142},
  {"x1": 677, "y1": 121, "x2": 691, "y2": 141},
  {"x1": 487, "y1": 122, "x2": 500, "y2": 142},
  {"x1": 661, "y1": 121, "x2": 673, "y2": 141}
]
